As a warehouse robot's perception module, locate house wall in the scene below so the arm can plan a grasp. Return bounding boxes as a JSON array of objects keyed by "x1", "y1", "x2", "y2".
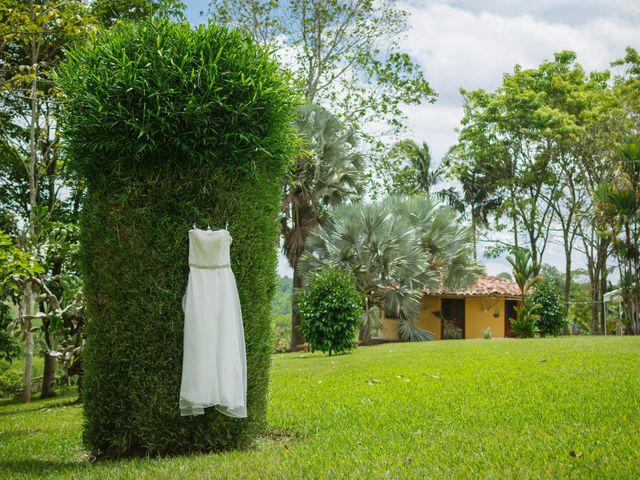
[
  {"x1": 378, "y1": 295, "x2": 508, "y2": 340},
  {"x1": 418, "y1": 295, "x2": 442, "y2": 340},
  {"x1": 464, "y1": 297, "x2": 505, "y2": 338},
  {"x1": 378, "y1": 314, "x2": 400, "y2": 340}
]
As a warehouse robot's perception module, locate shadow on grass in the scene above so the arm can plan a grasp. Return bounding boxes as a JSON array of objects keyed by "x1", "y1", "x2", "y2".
[
  {"x1": 0, "y1": 459, "x2": 87, "y2": 477},
  {"x1": 0, "y1": 398, "x2": 80, "y2": 417}
]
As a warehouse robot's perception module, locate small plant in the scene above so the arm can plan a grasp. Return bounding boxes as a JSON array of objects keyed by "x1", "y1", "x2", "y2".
[
  {"x1": 438, "y1": 314, "x2": 463, "y2": 340},
  {"x1": 298, "y1": 268, "x2": 364, "y2": 355},
  {"x1": 510, "y1": 301, "x2": 540, "y2": 338},
  {"x1": 508, "y1": 248, "x2": 541, "y2": 338},
  {"x1": 482, "y1": 327, "x2": 493, "y2": 339}
]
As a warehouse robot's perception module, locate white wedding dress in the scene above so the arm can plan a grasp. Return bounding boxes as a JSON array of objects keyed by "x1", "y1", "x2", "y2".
[{"x1": 179, "y1": 228, "x2": 247, "y2": 418}]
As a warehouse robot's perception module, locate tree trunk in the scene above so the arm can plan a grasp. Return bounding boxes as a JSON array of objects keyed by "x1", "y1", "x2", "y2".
[
  {"x1": 21, "y1": 287, "x2": 34, "y2": 403},
  {"x1": 600, "y1": 266, "x2": 608, "y2": 334},
  {"x1": 40, "y1": 353, "x2": 57, "y2": 398},
  {"x1": 471, "y1": 214, "x2": 477, "y2": 261},
  {"x1": 289, "y1": 265, "x2": 304, "y2": 351},
  {"x1": 22, "y1": 0, "x2": 38, "y2": 404},
  {"x1": 563, "y1": 248, "x2": 572, "y2": 321},
  {"x1": 590, "y1": 274, "x2": 599, "y2": 335},
  {"x1": 358, "y1": 322, "x2": 367, "y2": 343}
]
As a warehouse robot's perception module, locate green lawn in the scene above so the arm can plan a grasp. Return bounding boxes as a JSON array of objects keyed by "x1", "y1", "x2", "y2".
[{"x1": 1, "y1": 337, "x2": 639, "y2": 479}]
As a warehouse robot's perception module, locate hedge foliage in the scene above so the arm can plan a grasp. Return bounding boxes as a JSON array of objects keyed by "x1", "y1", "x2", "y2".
[
  {"x1": 298, "y1": 268, "x2": 363, "y2": 355},
  {"x1": 58, "y1": 19, "x2": 298, "y2": 458}
]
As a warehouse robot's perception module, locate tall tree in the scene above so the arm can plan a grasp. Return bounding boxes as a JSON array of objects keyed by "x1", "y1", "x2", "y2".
[
  {"x1": 454, "y1": 51, "x2": 614, "y2": 282},
  {"x1": 208, "y1": 0, "x2": 436, "y2": 144},
  {"x1": 1, "y1": 0, "x2": 175, "y2": 401},
  {"x1": 445, "y1": 144, "x2": 504, "y2": 260},
  {"x1": 594, "y1": 48, "x2": 640, "y2": 334},
  {"x1": 282, "y1": 104, "x2": 365, "y2": 349},
  {"x1": 0, "y1": 0, "x2": 95, "y2": 401},
  {"x1": 90, "y1": 0, "x2": 185, "y2": 26}
]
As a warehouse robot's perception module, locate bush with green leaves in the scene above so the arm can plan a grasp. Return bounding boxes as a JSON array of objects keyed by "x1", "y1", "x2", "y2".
[
  {"x1": 298, "y1": 268, "x2": 363, "y2": 355},
  {"x1": 532, "y1": 280, "x2": 565, "y2": 337},
  {"x1": 59, "y1": 19, "x2": 297, "y2": 457},
  {"x1": 0, "y1": 368, "x2": 22, "y2": 397}
]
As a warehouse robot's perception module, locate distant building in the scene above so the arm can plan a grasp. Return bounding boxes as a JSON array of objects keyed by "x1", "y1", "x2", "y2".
[{"x1": 379, "y1": 275, "x2": 522, "y2": 340}]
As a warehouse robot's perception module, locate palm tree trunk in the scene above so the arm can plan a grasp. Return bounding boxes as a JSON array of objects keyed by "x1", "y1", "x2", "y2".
[
  {"x1": 289, "y1": 265, "x2": 304, "y2": 351},
  {"x1": 600, "y1": 265, "x2": 607, "y2": 334},
  {"x1": 563, "y1": 243, "x2": 571, "y2": 321},
  {"x1": 471, "y1": 214, "x2": 477, "y2": 261}
]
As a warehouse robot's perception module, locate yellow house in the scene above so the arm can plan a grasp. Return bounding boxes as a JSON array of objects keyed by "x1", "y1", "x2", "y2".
[{"x1": 378, "y1": 275, "x2": 522, "y2": 340}]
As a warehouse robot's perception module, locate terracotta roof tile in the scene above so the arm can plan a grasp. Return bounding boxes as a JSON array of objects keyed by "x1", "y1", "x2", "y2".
[{"x1": 427, "y1": 275, "x2": 521, "y2": 297}]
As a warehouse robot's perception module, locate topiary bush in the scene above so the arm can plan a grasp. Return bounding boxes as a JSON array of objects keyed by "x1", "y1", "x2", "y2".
[
  {"x1": 58, "y1": 19, "x2": 297, "y2": 458},
  {"x1": 298, "y1": 268, "x2": 363, "y2": 355},
  {"x1": 532, "y1": 279, "x2": 565, "y2": 337}
]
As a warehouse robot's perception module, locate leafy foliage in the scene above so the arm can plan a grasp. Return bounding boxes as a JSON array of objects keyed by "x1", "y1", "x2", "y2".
[
  {"x1": 0, "y1": 304, "x2": 19, "y2": 363},
  {"x1": 594, "y1": 135, "x2": 640, "y2": 334},
  {"x1": 298, "y1": 268, "x2": 363, "y2": 355},
  {"x1": 531, "y1": 279, "x2": 565, "y2": 337},
  {"x1": 59, "y1": 19, "x2": 298, "y2": 457},
  {"x1": 209, "y1": 0, "x2": 436, "y2": 145},
  {"x1": 507, "y1": 248, "x2": 541, "y2": 338},
  {"x1": 91, "y1": 0, "x2": 186, "y2": 26},
  {"x1": 300, "y1": 195, "x2": 481, "y2": 342},
  {"x1": 272, "y1": 276, "x2": 293, "y2": 315}
]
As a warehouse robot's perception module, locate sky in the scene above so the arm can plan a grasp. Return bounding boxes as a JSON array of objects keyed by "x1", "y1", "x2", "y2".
[{"x1": 183, "y1": 0, "x2": 640, "y2": 278}]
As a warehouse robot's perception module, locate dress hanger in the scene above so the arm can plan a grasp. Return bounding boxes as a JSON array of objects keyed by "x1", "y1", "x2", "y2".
[{"x1": 191, "y1": 222, "x2": 229, "y2": 231}]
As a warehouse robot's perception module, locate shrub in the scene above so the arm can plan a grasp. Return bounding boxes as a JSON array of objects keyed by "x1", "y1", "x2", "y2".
[
  {"x1": 58, "y1": 19, "x2": 297, "y2": 457},
  {"x1": 482, "y1": 327, "x2": 493, "y2": 339},
  {"x1": 0, "y1": 304, "x2": 20, "y2": 363},
  {"x1": 510, "y1": 298, "x2": 540, "y2": 338},
  {"x1": 532, "y1": 280, "x2": 566, "y2": 336},
  {"x1": 298, "y1": 268, "x2": 363, "y2": 355},
  {"x1": 0, "y1": 368, "x2": 22, "y2": 397}
]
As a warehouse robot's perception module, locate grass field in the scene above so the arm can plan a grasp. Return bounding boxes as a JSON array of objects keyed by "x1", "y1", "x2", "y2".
[{"x1": 1, "y1": 336, "x2": 639, "y2": 479}]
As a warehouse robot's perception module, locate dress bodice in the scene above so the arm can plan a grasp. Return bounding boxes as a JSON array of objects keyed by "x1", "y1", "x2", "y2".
[{"x1": 188, "y1": 229, "x2": 232, "y2": 268}]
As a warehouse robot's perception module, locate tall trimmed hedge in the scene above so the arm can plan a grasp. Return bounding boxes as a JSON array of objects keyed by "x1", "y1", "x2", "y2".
[{"x1": 58, "y1": 20, "x2": 297, "y2": 458}]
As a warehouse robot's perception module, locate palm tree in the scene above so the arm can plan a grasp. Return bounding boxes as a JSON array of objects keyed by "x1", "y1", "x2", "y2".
[
  {"x1": 395, "y1": 140, "x2": 461, "y2": 208},
  {"x1": 300, "y1": 195, "x2": 482, "y2": 342},
  {"x1": 281, "y1": 104, "x2": 365, "y2": 350},
  {"x1": 385, "y1": 195, "x2": 483, "y2": 290},
  {"x1": 444, "y1": 145, "x2": 504, "y2": 260}
]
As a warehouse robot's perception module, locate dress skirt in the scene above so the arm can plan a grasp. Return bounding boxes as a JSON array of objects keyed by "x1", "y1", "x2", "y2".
[{"x1": 179, "y1": 231, "x2": 247, "y2": 418}]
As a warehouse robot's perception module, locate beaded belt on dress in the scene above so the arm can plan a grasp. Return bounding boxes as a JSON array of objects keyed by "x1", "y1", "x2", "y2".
[{"x1": 189, "y1": 262, "x2": 230, "y2": 269}]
